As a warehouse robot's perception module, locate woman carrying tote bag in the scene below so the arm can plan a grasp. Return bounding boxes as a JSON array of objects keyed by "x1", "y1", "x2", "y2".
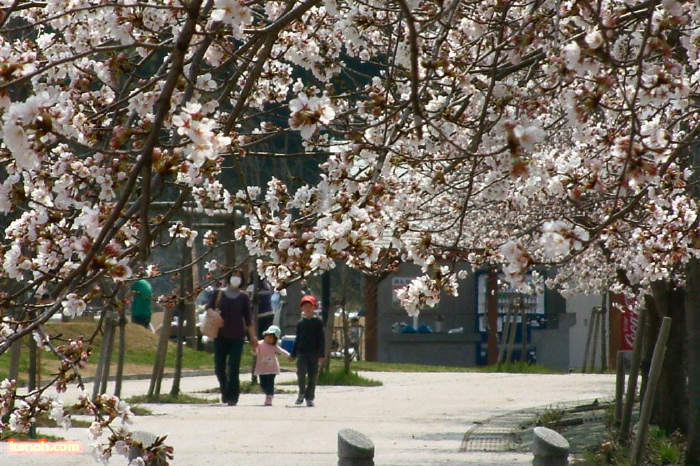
[{"x1": 206, "y1": 270, "x2": 259, "y2": 406}]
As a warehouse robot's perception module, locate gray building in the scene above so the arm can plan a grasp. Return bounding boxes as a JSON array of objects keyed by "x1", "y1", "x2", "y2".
[{"x1": 375, "y1": 263, "x2": 575, "y2": 372}]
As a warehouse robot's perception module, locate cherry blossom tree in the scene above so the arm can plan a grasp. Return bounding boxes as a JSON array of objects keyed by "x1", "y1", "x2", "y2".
[{"x1": 1, "y1": 0, "x2": 699, "y2": 462}]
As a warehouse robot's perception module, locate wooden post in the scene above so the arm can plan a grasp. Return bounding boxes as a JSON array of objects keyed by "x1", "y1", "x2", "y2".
[
  {"x1": 614, "y1": 350, "x2": 625, "y2": 426},
  {"x1": 600, "y1": 300, "x2": 608, "y2": 372},
  {"x1": 497, "y1": 306, "x2": 512, "y2": 364},
  {"x1": 148, "y1": 304, "x2": 175, "y2": 400},
  {"x1": 582, "y1": 307, "x2": 597, "y2": 373},
  {"x1": 630, "y1": 316, "x2": 672, "y2": 466},
  {"x1": 589, "y1": 308, "x2": 601, "y2": 373}
]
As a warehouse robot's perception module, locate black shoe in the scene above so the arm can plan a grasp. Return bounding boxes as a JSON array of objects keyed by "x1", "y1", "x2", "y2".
[
  {"x1": 227, "y1": 400, "x2": 237, "y2": 406},
  {"x1": 295, "y1": 396, "x2": 304, "y2": 405},
  {"x1": 306, "y1": 400, "x2": 314, "y2": 407}
]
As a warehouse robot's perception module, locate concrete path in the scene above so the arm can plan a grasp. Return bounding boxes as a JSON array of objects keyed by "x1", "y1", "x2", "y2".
[{"x1": 2, "y1": 371, "x2": 617, "y2": 465}]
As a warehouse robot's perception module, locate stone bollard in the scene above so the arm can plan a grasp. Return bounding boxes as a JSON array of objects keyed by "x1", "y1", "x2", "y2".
[
  {"x1": 338, "y1": 428, "x2": 375, "y2": 466},
  {"x1": 532, "y1": 426, "x2": 570, "y2": 466}
]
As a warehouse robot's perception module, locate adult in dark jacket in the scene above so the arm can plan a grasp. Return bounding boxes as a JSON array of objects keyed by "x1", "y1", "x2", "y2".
[
  {"x1": 290, "y1": 294, "x2": 325, "y2": 407},
  {"x1": 255, "y1": 277, "x2": 274, "y2": 340},
  {"x1": 207, "y1": 270, "x2": 258, "y2": 405}
]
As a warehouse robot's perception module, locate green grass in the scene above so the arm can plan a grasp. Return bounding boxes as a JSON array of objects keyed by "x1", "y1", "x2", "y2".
[
  {"x1": 337, "y1": 360, "x2": 472, "y2": 373},
  {"x1": 532, "y1": 405, "x2": 566, "y2": 429},
  {"x1": 36, "y1": 413, "x2": 91, "y2": 429},
  {"x1": 0, "y1": 322, "x2": 233, "y2": 384},
  {"x1": 317, "y1": 367, "x2": 382, "y2": 386},
  {"x1": 1, "y1": 431, "x2": 66, "y2": 442},
  {"x1": 581, "y1": 426, "x2": 685, "y2": 465},
  {"x1": 1, "y1": 321, "x2": 556, "y2": 390},
  {"x1": 125, "y1": 393, "x2": 211, "y2": 404},
  {"x1": 472, "y1": 361, "x2": 559, "y2": 374},
  {"x1": 130, "y1": 405, "x2": 153, "y2": 415}
]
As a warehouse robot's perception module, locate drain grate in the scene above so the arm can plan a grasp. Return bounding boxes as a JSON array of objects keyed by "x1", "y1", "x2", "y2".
[
  {"x1": 460, "y1": 398, "x2": 613, "y2": 453},
  {"x1": 460, "y1": 411, "x2": 536, "y2": 452}
]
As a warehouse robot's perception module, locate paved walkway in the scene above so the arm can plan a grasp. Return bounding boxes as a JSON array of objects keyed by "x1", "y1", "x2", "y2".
[{"x1": 2, "y1": 371, "x2": 617, "y2": 465}]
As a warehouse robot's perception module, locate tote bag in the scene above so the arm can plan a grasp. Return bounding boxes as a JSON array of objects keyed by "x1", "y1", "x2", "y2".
[{"x1": 201, "y1": 292, "x2": 224, "y2": 339}]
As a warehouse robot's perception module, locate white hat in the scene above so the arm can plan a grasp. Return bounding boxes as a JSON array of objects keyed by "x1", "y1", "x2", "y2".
[{"x1": 262, "y1": 325, "x2": 281, "y2": 339}]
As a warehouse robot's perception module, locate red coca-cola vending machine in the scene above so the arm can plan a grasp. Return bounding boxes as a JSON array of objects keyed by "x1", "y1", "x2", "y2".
[{"x1": 609, "y1": 293, "x2": 639, "y2": 368}]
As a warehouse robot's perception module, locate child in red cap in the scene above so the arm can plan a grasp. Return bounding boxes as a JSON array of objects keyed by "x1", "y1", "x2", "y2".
[{"x1": 289, "y1": 294, "x2": 325, "y2": 406}]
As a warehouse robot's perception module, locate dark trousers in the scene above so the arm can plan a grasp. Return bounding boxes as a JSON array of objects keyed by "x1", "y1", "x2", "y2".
[
  {"x1": 296, "y1": 352, "x2": 319, "y2": 401},
  {"x1": 256, "y1": 314, "x2": 274, "y2": 339},
  {"x1": 214, "y1": 338, "x2": 244, "y2": 403},
  {"x1": 259, "y1": 374, "x2": 276, "y2": 396},
  {"x1": 131, "y1": 314, "x2": 151, "y2": 329}
]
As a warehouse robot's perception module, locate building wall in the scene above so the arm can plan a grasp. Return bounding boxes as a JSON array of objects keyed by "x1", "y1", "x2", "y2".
[
  {"x1": 376, "y1": 263, "x2": 576, "y2": 372},
  {"x1": 376, "y1": 263, "x2": 479, "y2": 367},
  {"x1": 566, "y1": 294, "x2": 605, "y2": 372}
]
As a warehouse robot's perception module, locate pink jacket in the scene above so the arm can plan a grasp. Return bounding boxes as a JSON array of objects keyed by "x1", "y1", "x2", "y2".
[{"x1": 254, "y1": 341, "x2": 290, "y2": 375}]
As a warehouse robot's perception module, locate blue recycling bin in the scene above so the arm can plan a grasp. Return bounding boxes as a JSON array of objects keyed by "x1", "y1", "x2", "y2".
[{"x1": 280, "y1": 335, "x2": 295, "y2": 353}]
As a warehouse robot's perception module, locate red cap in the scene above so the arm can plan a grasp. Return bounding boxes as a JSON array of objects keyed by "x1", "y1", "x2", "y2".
[{"x1": 300, "y1": 295, "x2": 317, "y2": 307}]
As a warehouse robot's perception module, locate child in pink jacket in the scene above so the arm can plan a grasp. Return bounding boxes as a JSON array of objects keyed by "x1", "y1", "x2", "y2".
[{"x1": 254, "y1": 325, "x2": 290, "y2": 406}]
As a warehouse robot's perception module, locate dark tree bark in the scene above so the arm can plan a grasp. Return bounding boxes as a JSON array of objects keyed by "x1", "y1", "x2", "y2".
[
  {"x1": 685, "y1": 258, "x2": 700, "y2": 464},
  {"x1": 363, "y1": 275, "x2": 380, "y2": 361},
  {"x1": 649, "y1": 280, "x2": 688, "y2": 435},
  {"x1": 640, "y1": 294, "x2": 660, "y2": 408}
]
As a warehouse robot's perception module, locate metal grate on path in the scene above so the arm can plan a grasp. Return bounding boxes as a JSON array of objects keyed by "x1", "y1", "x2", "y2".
[
  {"x1": 460, "y1": 398, "x2": 613, "y2": 453},
  {"x1": 460, "y1": 410, "x2": 537, "y2": 452}
]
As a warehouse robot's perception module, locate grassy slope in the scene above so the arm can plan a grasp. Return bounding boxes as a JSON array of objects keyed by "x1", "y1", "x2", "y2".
[
  {"x1": 1, "y1": 322, "x2": 559, "y2": 384},
  {"x1": 0, "y1": 322, "x2": 224, "y2": 383}
]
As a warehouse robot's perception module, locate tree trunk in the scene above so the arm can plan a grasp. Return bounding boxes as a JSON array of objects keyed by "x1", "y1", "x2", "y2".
[
  {"x1": 649, "y1": 281, "x2": 688, "y2": 435},
  {"x1": 9, "y1": 337, "x2": 22, "y2": 386},
  {"x1": 99, "y1": 317, "x2": 116, "y2": 395},
  {"x1": 28, "y1": 324, "x2": 38, "y2": 391},
  {"x1": 114, "y1": 312, "x2": 127, "y2": 397},
  {"x1": 685, "y1": 257, "x2": 700, "y2": 464},
  {"x1": 363, "y1": 275, "x2": 380, "y2": 361}
]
